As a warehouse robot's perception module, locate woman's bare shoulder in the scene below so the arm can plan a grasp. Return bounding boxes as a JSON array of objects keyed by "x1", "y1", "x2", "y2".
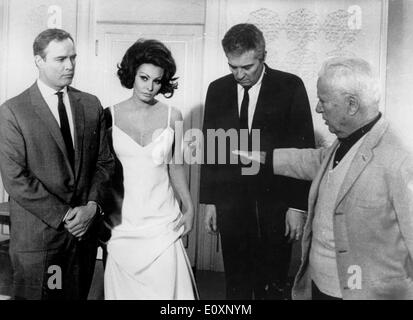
[{"x1": 113, "y1": 99, "x2": 132, "y2": 113}]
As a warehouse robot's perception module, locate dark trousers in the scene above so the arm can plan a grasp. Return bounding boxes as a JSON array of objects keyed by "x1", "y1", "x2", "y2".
[
  {"x1": 311, "y1": 281, "x2": 342, "y2": 300},
  {"x1": 217, "y1": 189, "x2": 292, "y2": 300},
  {"x1": 10, "y1": 235, "x2": 97, "y2": 300}
]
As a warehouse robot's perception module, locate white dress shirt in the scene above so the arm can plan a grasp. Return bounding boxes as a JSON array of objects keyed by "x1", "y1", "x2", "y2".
[
  {"x1": 237, "y1": 65, "x2": 265, "y2": 133},
  {"x1": 37, "y1": 79, "x2": 75, "y2": 145}
]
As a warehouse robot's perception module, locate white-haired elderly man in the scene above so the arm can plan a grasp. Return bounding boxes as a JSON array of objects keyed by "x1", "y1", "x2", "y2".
[{"x1": 237, "y1": 57, "x2": 413, "y2": 300}]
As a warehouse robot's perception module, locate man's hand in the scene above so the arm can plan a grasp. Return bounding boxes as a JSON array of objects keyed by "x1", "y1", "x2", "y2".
[
  {"x1": 285, "y1": 208, "x2": 305, "y2": 242},
  {"x1": 174, "y1": 207, "x2": 195, "y2": 237},
  {"x1": 184, "y1": 136, "x2": 201, "y2": 157},
  {"x1": 204, "y1": 204, "x2": 217, "y2": 234},
  {"x1": 64, "y1": 207, "x2": 77, "y2": 222},
  {"x1": 232, "y1": 150, "x2": 266, "y2": 164},
  {"x1": 64, "y1": 202, "x2": 98, "y2": 238}
]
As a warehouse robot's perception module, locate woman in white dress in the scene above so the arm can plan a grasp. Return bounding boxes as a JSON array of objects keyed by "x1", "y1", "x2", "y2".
[{"x1": 104, "y1": 39, "x2": 198, "y2": 300}]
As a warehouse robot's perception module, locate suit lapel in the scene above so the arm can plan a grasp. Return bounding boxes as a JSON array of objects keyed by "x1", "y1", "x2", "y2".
[
  {"x1": 68, "y1": 87, "x2": 85, "y2": 179},
  {"x1": 251, "y1": 67, "x2": 269, "y2": 130},
  {"x1": 29, "y1": 83, "x2": 71, "y2": 163},
  {"x1": 228, "y1": 79, "x2": 240, "y2": 129},
  {"x1": 335, "y1": 119, "x2": 388, "y2": 207}
]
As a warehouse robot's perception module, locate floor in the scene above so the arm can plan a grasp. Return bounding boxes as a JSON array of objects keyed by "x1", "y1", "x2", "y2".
[
  {"x1": 1, "y1": 242, "x2": 295, "y2": 300},
  {"x1": 0, "y1": 247, "x2": 227, "y2": 300}
]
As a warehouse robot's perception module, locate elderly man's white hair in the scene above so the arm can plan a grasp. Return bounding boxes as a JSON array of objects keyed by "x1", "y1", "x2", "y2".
[{"x1": 318, "y1": 57, "x2": 381, "y2": 110}]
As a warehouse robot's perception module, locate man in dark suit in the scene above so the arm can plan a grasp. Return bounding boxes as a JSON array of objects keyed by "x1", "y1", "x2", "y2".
[
  {"x1": 0, "y1": 28, "x2": 115, "y2": 300},
  {"x1": 200, "y1": 23, "x2": 315, "y2": 299}
]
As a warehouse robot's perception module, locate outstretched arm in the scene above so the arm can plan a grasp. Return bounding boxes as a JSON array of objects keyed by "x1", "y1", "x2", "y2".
[{"x1": 235, "y1": 147, "x2": 326, "y2": 181}]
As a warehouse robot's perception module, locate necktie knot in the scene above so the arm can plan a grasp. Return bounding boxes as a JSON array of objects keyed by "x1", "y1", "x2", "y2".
[
  {"x1": 243, "y1": 86, "x2": 251, "y2": 93},
  {"x1": 56, "y1": 91, "x2": 63, "y2": 99}
]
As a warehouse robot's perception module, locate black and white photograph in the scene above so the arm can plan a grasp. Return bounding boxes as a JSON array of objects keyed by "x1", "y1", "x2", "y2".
[{"x1": 0, "y1": 0, "x2": 413, "y2": 308}]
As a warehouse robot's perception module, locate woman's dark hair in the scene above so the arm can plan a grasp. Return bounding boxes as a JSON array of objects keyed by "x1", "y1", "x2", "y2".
[{"x1": 117, "y1": 39, "x2": 178, "y2": 98}]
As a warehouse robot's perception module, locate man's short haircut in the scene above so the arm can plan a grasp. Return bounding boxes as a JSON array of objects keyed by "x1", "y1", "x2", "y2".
[
  {"x1": 33, "y1": 28, "x2": 74, "y2": 58},
  {"x1": 117, "y1": 38, "x2": 178, "y2": 98},
  {"x1": 319, "y1": 56, "x2": 381, "y2": 108},
  {"x1": 221, "y1": 23, "x2": 266, "y2": 59}
]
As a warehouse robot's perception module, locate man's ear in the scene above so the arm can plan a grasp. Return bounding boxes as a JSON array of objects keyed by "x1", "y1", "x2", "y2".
[
  {"x1": 34, "y1": 55, "x2": 44, "y2": 68},
  {"x1": 347, "y1": 95, "x2": 360, "y2": 115},
  {"x1": 262, "y1": 50, "x2": 267, "y2": 62}
]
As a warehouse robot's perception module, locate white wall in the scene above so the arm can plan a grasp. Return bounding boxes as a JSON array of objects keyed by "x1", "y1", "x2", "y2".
[
  {"x1": 386, "y1": 0, "x2": 413, "y2": 151},
  {"x1": 0, "y1": 0, "x2": 77, "y2": 102},
  {"x1": 96, "y1": 0, "x2": 205, "y2": 24}
]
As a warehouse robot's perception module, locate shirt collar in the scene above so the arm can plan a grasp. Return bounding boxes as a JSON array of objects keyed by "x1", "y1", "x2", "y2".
[
  {"x1": 339, "y1": 112, "x2": 382, "y2": 145},
  {"x1": 37, "y1": 79, "x2": 68, "y2": 99}
]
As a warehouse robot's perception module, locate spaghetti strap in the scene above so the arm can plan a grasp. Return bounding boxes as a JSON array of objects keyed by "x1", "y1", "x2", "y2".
[
  {"x1": 167, "y1": 105, "x2": 172, "y2": 128},
  {"x1": 110, "y1": 105, "x2": 115, "y2": 125}
]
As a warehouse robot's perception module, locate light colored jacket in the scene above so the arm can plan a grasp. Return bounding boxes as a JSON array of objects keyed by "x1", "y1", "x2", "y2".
[{"x1": 273, "y1": 118, "x2": 413, "y2": 299}]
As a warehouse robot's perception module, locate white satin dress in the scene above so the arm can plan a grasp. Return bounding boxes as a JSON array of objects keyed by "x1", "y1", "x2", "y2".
[{"x1": 104, "y1": 105, "x2": 198, "y2": 300}]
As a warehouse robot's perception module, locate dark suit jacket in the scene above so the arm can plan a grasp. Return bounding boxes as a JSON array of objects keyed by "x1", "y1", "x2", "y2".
[
  {"x1": 200, "y1": 65, "x2": 315, "y2": 215},
  {"x1": 100, "y1": 107, "x2": 124, "y2": 241},
  {"x1": 0, "y1": 82, "x2": 115, "y2": 252}
]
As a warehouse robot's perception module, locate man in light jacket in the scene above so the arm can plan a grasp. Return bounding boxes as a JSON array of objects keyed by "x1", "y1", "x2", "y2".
[{"x1": 238, "y1": 56, "x2": 413, "y2": 299}]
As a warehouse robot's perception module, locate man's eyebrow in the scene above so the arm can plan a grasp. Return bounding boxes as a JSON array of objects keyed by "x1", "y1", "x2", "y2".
[
  {"x1": 55, "y1": 54, "x2": 77, "y2": 59},
  {"x1": 228, "y1": 63, "x2": 254, "y2": 69}
]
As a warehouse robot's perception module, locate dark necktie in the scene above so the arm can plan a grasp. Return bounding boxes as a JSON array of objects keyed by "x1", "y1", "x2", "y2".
[
  {"x1": 239, "y1": 86, "x2": 252, "y2": 154},
  {"x1": 239, "y1": 86, "x2": 251, "y2": 131},
  {"x1": 56, "y1": 91, "x2": 74, "y2": 168}
]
